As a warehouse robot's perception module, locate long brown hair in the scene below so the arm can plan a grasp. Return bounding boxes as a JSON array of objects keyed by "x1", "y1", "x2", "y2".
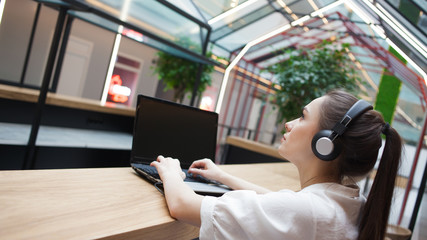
[{"x1": 319, "y1": 90, "x2": 402, "y2": 240}]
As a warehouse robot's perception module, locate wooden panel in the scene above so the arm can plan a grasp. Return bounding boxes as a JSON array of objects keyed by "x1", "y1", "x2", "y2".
[
  {"x1": 226, "y1": 136, "x2": 284, "y2": 159},
  {"x1": 0, "y1": 84, "x2": 134, "y2": 116}
]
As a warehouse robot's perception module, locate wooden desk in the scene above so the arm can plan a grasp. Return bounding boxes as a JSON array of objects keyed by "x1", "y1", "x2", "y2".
[
  {"x1": 0, "y1": 163, "x2": 300, "y2": 240},
  {"x1": 226, "y1": 136, "x2": 283, "y2": 159},
  {"x1": 222, "y1": 136, "x2": 285, "y2": 164}
]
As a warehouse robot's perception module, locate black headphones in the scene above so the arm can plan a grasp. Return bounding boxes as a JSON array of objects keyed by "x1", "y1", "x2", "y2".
[{"x1": 311, "y1": 99, "x2": 373, "y2": 161}]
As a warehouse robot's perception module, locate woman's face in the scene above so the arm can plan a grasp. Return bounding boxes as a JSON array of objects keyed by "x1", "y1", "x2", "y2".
[{"x1": 278, "y1": 96, "x2": 325, "y2": 164}]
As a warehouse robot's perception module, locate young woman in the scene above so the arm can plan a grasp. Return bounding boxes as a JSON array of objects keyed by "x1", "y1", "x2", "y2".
[{"x1": 151, "y1": 90, "x2": 402, "y2": 240}]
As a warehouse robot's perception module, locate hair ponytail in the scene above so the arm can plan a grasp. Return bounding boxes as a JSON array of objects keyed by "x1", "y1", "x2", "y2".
[
  {"x1": 358, "y1": 126, "x2": 402, "y2": 240},
  {"x1": 320, "y1": 90, "x2": 403, "y2": 240}
]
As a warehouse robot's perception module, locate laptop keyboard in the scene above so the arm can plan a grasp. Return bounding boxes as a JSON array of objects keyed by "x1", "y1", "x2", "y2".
[{"x1": 133, "y1": 163, "x2": 214, "y2": 184}]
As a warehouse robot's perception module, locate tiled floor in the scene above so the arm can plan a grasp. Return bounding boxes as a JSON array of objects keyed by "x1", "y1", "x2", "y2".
[{"x1": 1, "y1": 121, "x2": 426, "y2": 238}]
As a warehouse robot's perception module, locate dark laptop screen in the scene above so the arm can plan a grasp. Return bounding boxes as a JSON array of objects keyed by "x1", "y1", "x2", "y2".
[{"x1": 131, "y1": 95, "x2": 218, "y2": 168}]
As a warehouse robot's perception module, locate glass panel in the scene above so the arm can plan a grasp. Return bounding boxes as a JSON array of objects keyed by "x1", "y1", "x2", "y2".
[
  {"x1": 68, "y1": 10, "x2": 212, "y2": 64},
  {"x1": 246, "y1": 35, "x2": 288, "y2": 55},
  {"x1": 69, "y1": 11, "x2": 121, "y2": 33},
  {"x1": 287, "y1": 0, "x2": 318, "y2": 15},
  {"x1": 92, "y1": 0, "x2": 205, "y2": 54},
  {"x1": 316, "y1": 0, "x2": 340, "y2": 8},
  {"x1": 395, "y1": 84, "x2": 425, "y2": 143},
  {"x1": 192, "y1": 0, "x2": 250, "y2": 20},
  {"x1": 216, "y1": 12, "x2": 289, "y2": 52},
  {"x1": 209, "y1": 0, "x2": 269, "y2": 29},
  {"x1": 167, "y1": 0, "x2": 207, "y2": 23},
  {"x1": 211, "y1": 4, "x2": 275, "y2": 41},
  {"x1": 385, "y1": 0, "x2": 426, "y2": 30},
  {"x1": 209, "y1": 42, "x2": 230, "y2": 59},
  {"x1": 59, "y1": 0, "x2": 220, "y2": 64},
  {"x1": 382, "y1": 0, "x2": 426, "y2": 50}
]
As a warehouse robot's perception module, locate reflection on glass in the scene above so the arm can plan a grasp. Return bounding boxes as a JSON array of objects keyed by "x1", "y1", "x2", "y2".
[
  {"x1": 87, "y1": 0, "x2": 205, "y2": 54},
  {"x1": 384, "y1": 0, "x2": 426, "y2": 36}
]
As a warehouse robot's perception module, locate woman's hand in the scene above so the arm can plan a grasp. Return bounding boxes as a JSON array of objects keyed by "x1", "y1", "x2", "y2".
[
  {"x1": 150, "y1": 155, "x2": 203, "y2": 227},
  {"x1": 189, "y1": 158, "x2": 272, "y2": 194},
  {"x1": 150, "y1": 155, "x2": 186, "y2": 181},
  {"x1": 188, "y1": 158, "x2": 225, "y2": 182}
]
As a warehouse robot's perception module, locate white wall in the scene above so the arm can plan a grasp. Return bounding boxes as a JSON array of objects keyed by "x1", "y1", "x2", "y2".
[
  {"x1": 0, "y1": 1, "x2": 161, "y2": 104},
  {"x1": 68, "y1": 18, "x2": 116, "y2": 100},
  {"x1": 0, "y1": 0, "x2": 40, "y2": 83},
  {"x1": 23, "y1": 5, "x2": 56, "y2": 87},
  {"x1": 117, "y1": 36, "x2": 160, "y2": 107},
  {"x1": 56, "y1": 36, "x2": 93, "y2": 97}
]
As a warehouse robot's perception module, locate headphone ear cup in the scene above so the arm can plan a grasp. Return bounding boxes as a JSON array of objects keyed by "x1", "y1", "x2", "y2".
[{"x1": 311, "y1": 130, "x2": 342, "y2": 161}]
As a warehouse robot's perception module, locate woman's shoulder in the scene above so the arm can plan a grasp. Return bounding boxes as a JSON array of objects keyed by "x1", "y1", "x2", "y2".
[
  {"x1": 297, "y1": 183, "x2": 365, "y2": 216},
  {"x1": 300, "y1": 182, "x2": 361, "y2": 197}
]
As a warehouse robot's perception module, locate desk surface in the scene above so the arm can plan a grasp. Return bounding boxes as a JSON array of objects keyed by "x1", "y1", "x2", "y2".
[
  {"x1": 226, "y1": 136, "x2": 283, "y2": 159},
  {"x1": 0, "y1": 163, "x2": 300, "y2": 240}
]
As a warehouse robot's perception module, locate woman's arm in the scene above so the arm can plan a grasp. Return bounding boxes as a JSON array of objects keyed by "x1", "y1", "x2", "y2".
[
  {"x1": 188, "y1": 159, "x2": 272, "y2": 194},
  {"x1": 151, "y1": 156, "x2": 203, "y2": 227}
]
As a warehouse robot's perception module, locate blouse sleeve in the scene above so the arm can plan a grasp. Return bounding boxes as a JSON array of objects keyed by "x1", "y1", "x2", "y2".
[{"x1": 199, "y1": 190, "x2": 315, "y2": 240}]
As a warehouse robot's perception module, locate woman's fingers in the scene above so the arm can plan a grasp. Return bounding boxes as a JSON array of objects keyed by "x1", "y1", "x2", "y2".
[
  {"x1": 180, "y1": 171, "x2": 186, "y2": 180},
  {"x1": 190, "y1": 158, "x2": 211, "y2": 169}
]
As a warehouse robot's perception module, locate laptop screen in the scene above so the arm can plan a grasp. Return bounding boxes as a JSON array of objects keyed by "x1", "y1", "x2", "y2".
[{"x1": 131, "y1": 95, "x2": 218, "y2": 168}]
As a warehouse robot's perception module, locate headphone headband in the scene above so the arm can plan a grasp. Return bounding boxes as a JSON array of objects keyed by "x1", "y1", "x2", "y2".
[
  {"x1": 312, "y1": 99, "x2": 373, "y2": 161},
  {"x1": 330, "y1": 100, "x2": 373, "y2": 140}
]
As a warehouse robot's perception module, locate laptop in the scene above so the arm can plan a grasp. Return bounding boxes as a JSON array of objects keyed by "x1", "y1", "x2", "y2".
[{"x1": 130, "y1": 95, "x2": 231, "y2": 196}]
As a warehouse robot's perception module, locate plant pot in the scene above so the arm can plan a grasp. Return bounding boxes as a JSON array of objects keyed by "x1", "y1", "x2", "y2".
[{"x1": 385, "y1": 224, "x2": 412, "y2": 240}]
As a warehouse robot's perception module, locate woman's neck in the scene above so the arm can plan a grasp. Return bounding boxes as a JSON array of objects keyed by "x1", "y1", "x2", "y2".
[
  {"x1": 300, "y1": 175, "x2": 340, "y2": 189},
  {"x1": 297, "y1": 160, "x2": 340, "y2": 189}
]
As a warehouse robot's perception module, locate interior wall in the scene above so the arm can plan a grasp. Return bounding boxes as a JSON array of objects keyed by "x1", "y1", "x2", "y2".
[
  {"x1": 0, "y1": 0, "x2": 38, "y2": 83},
  {"x1": 117, "y1": 36, "x2": 160, "y2": 107},
  {"x1": 207, "y1": 69, "x2": 225, "y2": 109},
  {"x1": 56, "y1": 35, "x2": 94, "y2": 97},
  {"x1": 67, "y1": 18, "x2": 115, "y2": 101},
  {"x1": 258, "y1": 102, "x2": 278, "y2": 144},
  {"x1": 23, "y1": 5, "x2": 56, "y2": 87}
]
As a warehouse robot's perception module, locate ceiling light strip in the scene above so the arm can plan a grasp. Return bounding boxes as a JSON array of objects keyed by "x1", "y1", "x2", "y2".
[
  {"x1": 346, "y1": 1, "x2": 386, "y2": 38},
  {"x1": 360, "y1": 0, "x2": 426, "y2": 58},
  {"x1": 101, "y1": 0, "x2": 132, "y2": 105},
  {"x1": 215, "y1": 45, "x2": 252, "y2": 113},
  {"x1": 385, "y1": 38, "x2": 426, "y2": 81},
  {"x1": 375, "y1": 3, "x2": 425, "y2": 55},
  {"x1": 346, "y1": 0, "x2": 375, "y2": 24},
  {"x1": 307, "y1": 0, "x2": 328, "y2": 24},
  {"x1": 347, "y1": 0, "x2": 426, "y2": 84},
  {"x1": 215, "y1": 0, "x2": 346, "y2": 113},
  {"x1": 101, "y1": 31, "x2": 122, "y2": 105},
  {"x1": 291, "y1": 15, "x2": 311, "y2": 26},
  {"x1": 208, "y1": 0, "x2": 259, "y2": 25},
  {"x1": 310, "y1": 0, "x2": 345, "y2": 17},
  {"x1": 0, "y1": 0, "x2": 6, "y2": 25}
]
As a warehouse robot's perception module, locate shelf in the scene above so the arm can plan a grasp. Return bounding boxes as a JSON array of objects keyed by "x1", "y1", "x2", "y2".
[{"x1": 0, "y1": 122, "x2": 132, "y2": 150}]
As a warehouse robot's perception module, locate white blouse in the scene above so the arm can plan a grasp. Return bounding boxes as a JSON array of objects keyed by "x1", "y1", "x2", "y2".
[{"x1": 200, "y1": 183, "x2": 365, "y2": 240}]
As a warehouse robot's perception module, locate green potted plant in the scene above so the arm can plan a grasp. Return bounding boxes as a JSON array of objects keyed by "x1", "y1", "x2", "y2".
[
  {"x1": 267, "y1": 40, "x2": 362, "y2": 123},
  {"x1": 152, "y1": 38, "x2": 215, "y2": 103}
]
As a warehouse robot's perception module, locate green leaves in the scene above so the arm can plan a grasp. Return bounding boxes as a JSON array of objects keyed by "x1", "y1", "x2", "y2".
[
  {"x1": 152, "y1": 38, "x2": 215, "y2": 103},
  {"x1": 268, "y1": 40, "x2": 361, "y2": 123}
]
